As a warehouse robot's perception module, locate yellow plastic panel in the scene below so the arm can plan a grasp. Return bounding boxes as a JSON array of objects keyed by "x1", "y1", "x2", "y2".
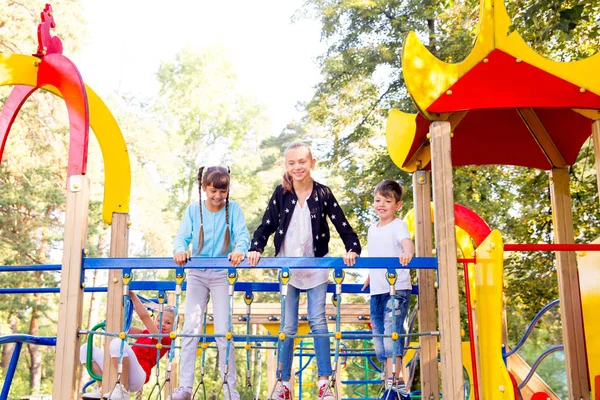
[
  {"x1": 577, "y1": 238, "x2": 600, "y2": 398},
  {"x1": 86, "y1": 86, "x2": 131, "y2": 223},
  {"x1": 386, "y1": 109, "x2": 425, "y2": 172},
  {"x1": 492, "y1": 0, "x2": 600, "y2": 97},
  {"x1": 41, "y1": 84, "x2": 131, "y2": 224},
  {"x1": 0, "y1": 54, "x2": 38, "y2": 86},
  {"x1": 402, "y1": 0, "x2": 495, "y2": 115},
  {"x1": 474, "y1": 230, "x2": 514, "y2": 400}
]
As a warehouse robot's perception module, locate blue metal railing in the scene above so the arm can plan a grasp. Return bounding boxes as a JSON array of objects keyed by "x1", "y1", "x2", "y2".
[
  {"x1": 0, "y1": 256, "x2": 437, "y2": 399},
  {"x1": 0, "y1": 256, "x2": 438, "y2": 272},
  {"x1": 0, "y1": 281, "x2": 419, "y2": 295},
  {"x1": 504, "y1": 299, "x2": 560, "y2": 358},
  {"x1": 504, "y1": 299, "x2": 564, "y2": 395},
  {"x1": 0, "y1": 335, "x2": 57, "y2": 400},
  {"x1": 517, "y1": 345, "x2": 564, "y2": 389}
]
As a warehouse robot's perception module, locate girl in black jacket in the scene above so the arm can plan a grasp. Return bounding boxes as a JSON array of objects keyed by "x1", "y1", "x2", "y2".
[{"x1": 247, "y1": 142, "x2": 361, "y2": 400}]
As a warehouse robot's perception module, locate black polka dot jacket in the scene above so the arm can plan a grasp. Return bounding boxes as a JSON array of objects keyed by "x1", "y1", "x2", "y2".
[{"x1": 249, "y1": 181, "x2": 362, "y2": 257}]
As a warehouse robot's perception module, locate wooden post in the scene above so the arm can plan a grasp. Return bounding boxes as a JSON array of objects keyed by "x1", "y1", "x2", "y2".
[
  {"x1": 549, "y1": 168, "x2": 590, "y2": 400},
  {"x1": 413, "y1": 170, "x2": 440, "y2": 399},
  {"x1": 103, "y1": 213, "x2": 130, "y2": 392},
  {"x1": 429, "y1": 121, "x2": 464, "y2": 399},
  {"x1": 267, "y1": 345, "x2": 277, "y2": 395},
  {"x1": 335, "y1": 359, "x2": 343, "y2": 397},
  {"x1": 52, "y1": 175, "x2": 90, "y2": 399},
  {"x1": 165, "y1": 292, "x2": 178, "y2": 399}
]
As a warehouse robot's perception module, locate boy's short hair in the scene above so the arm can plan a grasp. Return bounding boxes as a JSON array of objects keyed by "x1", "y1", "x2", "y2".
[{"x1": 374, "y1": 180, "x2": 403, "y2": 202}]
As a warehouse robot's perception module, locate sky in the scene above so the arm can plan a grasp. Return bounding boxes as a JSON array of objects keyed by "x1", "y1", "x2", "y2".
[{"x1": 72, "y1": 0, "x2": 327, "y2": 136}]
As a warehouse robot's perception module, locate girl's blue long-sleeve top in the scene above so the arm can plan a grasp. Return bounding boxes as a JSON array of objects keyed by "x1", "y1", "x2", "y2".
[{"x1": 173, "y1": 200, "x2": 250, "y2": 259}]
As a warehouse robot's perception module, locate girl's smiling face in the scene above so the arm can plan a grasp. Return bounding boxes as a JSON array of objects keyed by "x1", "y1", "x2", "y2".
[
  {"x1": 285, "y1": 146, "x2": 315, "y2": 183},
  {"x1": 203, "y1": 184, "x2": 228, "y2": 211},
  {"x1": 157, "y1": 312, "x2": 174, "y2": 333}
]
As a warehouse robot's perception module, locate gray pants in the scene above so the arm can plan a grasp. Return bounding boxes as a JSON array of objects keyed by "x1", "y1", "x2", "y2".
[{"x1": 179, "y1": 269, "x2": 239, "y2": 399}]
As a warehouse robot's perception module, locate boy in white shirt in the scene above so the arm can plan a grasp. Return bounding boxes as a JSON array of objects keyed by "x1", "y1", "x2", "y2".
[{"x1": 362, "y1": 180, "x2": 414, "y2": 400}]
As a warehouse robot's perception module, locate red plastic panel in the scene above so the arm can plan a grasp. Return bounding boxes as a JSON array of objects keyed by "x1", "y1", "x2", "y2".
[
  {"x1": 37, "y1": 54, "x2": 89, "y2": 176},
  {"x1": 428, "y1": 49, "x2": 600, "y2": 113},
  {"x1": 454, "y1": 204, "x2": 491, "y2": 247}
]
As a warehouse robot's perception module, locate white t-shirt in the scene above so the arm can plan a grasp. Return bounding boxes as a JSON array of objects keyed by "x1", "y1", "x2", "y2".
[
  {"x1": 367, "y1": 218, "x2": 412, "y2": 294},
  {"x1": 279, "y1": 197, "x2": 328, "y2": 289}
]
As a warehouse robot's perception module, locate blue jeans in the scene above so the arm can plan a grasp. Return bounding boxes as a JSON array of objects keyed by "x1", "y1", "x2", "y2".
[
  {"x1": 281, "y1": 282, "x2": 332, "y2": 380},
  {"x1": 370, "y1": 290, "x2": 411, "y2": 362}
]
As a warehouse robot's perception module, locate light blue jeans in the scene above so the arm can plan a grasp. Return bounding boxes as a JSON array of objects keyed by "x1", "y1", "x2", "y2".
[
  {"x1": 370, "y1": 290, "x2": 411, "y2": 362},
  {"x1": 281, "y1": 282, "x2": 332, "y2": 380}
]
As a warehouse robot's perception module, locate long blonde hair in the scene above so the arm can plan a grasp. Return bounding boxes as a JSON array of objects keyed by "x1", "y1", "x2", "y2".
[
  {"x1": 197, "y1": 166, "x2": 231, "y2": 255},
  {"x1": 282, "y1": 142, "x2": 313, "y2": 193}
]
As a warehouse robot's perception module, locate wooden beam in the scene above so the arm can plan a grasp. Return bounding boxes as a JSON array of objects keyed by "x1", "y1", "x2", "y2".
[
  {"x1": 52, "y1": 175, "x2": 90, "y2": 399},
  {"x1": 550, "y1": 168, "x2": 590, "y2": 400},
  {"x1": 165, "y1": 291, "x2": 178, "y2": 399},
  {"x1": 507, "y1": 353, "x2": 560, "y2": 400},
  {"x1": 517, "y1": 108, "x2": 567, "y2": 168},
  {"x1": 267, "y1": 344, "x2": 277, "y2": 395},
  {"x1": 103, "y1": 213, "x2": 130, "y2": 392},
  {"x1": 429, "y1": 121, "x2": 465, "y2": 399},
  {"x1": 413, "y1": 170, "x2": 440, "y2": 399}
]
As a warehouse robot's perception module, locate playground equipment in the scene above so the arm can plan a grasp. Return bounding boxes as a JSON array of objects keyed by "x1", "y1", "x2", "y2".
[
  {"x1": 386, "y1": 0, "x2": 600, "y2": 398},
  {"x1": 2, "y1": 1, "x2": 600, "y2": 399}
]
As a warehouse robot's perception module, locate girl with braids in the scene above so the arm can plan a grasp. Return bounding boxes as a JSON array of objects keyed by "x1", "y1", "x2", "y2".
[
  {"x1": 171, "y1": 166, "x2": 250, "y2": 400},
  {"x1": 247, "y1": 142, "x2": 361, "y2": 400}
]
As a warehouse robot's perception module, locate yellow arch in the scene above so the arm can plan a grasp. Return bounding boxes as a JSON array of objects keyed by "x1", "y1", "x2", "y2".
[{"x1": 0, "y1": 53, "x2": 130, "y2": 224}]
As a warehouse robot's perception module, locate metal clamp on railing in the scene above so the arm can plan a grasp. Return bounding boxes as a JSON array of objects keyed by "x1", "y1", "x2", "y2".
[
  {"x1": 175, "y1": 267, "x2": 185, "y2": 295},
  {"x1": 279, "y1": 267, "x2": 290, "y2": 296},
  {"x1": 386, "y1": 267, "x2": 397, "y2": 296},
  {"x1": 122, "y1": 268, "x2": 132, "y2": 296},
  {"x1": 227, "y1": 267, "x2": 238, "y2": 296}
]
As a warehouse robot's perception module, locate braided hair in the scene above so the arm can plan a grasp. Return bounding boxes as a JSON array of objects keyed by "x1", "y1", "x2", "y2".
[
  {"x1": 197, "y1": 166, "x2": 231, "y2": 255},
  {"x1": 282, "y1": 142, "x2": 313, "y2": 193}
]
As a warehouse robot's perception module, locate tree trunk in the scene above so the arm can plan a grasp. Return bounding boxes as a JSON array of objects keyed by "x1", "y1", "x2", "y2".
[
  {"x1": 1, "y1": 313, "x2": 19, "y2": 369},
  {"x1": 87, "y1": 268, "x2": 100, "y2": 329},
  {"x1": 28, "y1": 291, "x2": 42, "y2": 392},
  {"x1": 427, "y1": 18, "x2": 437, "y2": 56}
]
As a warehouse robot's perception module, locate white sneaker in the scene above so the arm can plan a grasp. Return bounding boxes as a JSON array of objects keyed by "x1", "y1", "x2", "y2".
[
  {"x1": 82, "y1": 386, "x2": 102, "y2": 399},
  {"x1": 170, "y1": 386, "x2": 192, "y2": 400},
  {"x1": 318, "y1": 383, "x2": 335, "y2": 400},
  {"x1": 103, "y1": 383, "x2": 130, "y2": 400},
  {"x1": 269, "y1": 384, "x2": 292, "y2": 400}
]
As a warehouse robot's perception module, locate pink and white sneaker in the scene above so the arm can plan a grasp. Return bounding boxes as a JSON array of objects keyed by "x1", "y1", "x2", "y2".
[
  {"x1": 318, "y1": 383, "x2": 335, "y2": 400},
  {"x1": 269, "y1": 384, "x2": 292, "y2": 400}
]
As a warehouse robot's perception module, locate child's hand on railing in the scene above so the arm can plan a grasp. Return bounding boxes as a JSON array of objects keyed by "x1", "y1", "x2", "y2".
[
  {"x1": 173, "y1": 252, "x2": 189, "y2": 267},
  {"x1": 228, "y1": 251, "x2": 244, "y2": 267},
  {"x1": 343, "y1": 251, "x2": 359, "y2": 266},
  {"x1": 247, "y1": 251, "x2": 261, "y2": 267},
  {"x1": 399, "y1": 252, "x2": 413, "y2": 266}
]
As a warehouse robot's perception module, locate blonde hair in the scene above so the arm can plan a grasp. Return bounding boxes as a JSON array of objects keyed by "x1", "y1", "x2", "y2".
[
  {"x1": 282, "y1": 142, "x2": 313, "y2": 193},
  {"x1": 197, "y1": 166, "x2": 231, "y2": 255}
]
